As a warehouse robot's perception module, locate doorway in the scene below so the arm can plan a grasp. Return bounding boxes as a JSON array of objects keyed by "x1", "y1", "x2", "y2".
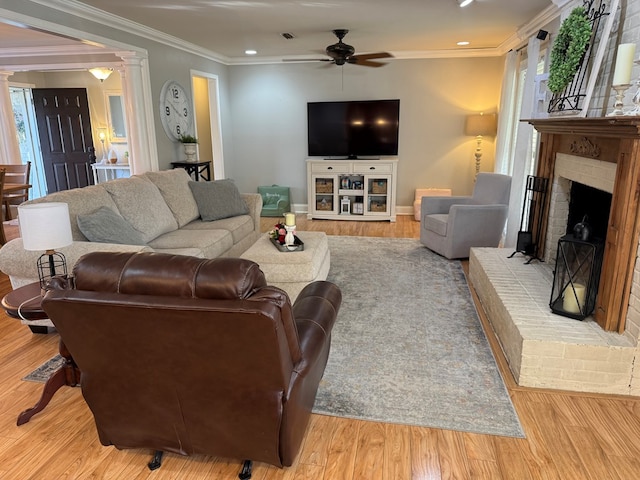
[
  {"x1": 9, "y1": 86, "x2": 46, "y2": 199},
  {"x1": 191, "y1": 71, "x2": 225, "y2": 180}
]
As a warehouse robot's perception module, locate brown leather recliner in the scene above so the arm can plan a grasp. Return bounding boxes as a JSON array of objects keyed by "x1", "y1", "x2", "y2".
[{"x1": 42, "y1": 251, "x2": 341, "y2": 479}]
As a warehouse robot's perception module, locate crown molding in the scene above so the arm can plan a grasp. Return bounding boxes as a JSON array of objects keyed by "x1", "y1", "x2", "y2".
[
  {"x1": 27, "y1": 0, "x2": 231, "y2": 65},
  {"x1": 11, "y1": 0, "x2": 563, "y2": 67}
]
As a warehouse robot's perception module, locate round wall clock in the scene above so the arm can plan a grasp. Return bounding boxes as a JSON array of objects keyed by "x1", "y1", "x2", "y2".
[{"x1": 159, "y1": 80, "x2": 193, "y2": 141}]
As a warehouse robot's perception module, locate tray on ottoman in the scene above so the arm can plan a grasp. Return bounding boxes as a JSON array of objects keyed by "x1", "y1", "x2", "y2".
[
  {"x1": 270, "y1": 236, "x2": 304, "y2": 252},
  {"x1": 241, "y1": 231, "x2": 330, "y2": 302}
]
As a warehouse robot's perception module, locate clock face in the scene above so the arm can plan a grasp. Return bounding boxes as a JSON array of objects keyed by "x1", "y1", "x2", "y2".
[{"x1": 159, "y1": 80, "x2": 193, "y2": 141}]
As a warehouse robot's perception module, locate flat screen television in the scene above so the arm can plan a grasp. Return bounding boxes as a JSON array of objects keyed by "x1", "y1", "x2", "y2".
[{"x1": 307, "y1": 99, "x2": 400, "y2": 158}]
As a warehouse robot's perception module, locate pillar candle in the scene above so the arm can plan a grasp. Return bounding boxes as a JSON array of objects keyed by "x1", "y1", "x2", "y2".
[
  {"x1": 563, "y1": 283, "x2": 586, "y2": 314},
  {"x1": 284, "y1": 213, "x2": 295, "y2": 226},
  {"x1": 612, "y1": 43, "x2": 636, "y2": 86}
]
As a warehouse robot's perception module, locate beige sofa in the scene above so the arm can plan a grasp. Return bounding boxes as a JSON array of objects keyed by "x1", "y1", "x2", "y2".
[{"x1": 0, "y1": 169, "x2": 262, "y2": 293}]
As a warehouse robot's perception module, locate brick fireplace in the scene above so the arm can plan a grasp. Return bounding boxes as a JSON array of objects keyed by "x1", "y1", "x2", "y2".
[{"x1": 469, "y1": 117, "x2": 640, "y2": 395}]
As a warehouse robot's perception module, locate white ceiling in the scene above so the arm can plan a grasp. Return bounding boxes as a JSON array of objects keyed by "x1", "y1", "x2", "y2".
[{"x1": 0, "y1": 0, "x2": 554, "y2": 67}]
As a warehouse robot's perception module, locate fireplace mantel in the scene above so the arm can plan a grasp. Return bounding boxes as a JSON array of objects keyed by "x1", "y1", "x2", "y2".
[{"x1": 528, "y1": 116, "x2": 640, "y2": 332}]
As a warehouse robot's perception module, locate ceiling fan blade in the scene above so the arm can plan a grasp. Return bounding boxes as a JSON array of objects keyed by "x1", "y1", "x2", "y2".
[
  {"x1": 350, "y1": 52, "x2": 393, "y2": 61},
  {"x1": 348, "y1": 58, "x2": 387, "y2": 68}
]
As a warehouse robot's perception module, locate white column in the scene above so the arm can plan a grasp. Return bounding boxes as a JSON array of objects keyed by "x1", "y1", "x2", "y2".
[
  {"x1": 116, "y1": 52, "x2": 158, "y2": 175},
  {"x1": 0, "y1": 71, "x2": 22, "y2": 165}
]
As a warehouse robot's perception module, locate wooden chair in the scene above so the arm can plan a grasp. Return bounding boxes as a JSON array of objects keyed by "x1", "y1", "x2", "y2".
[
  {"x1": 2, "y1": 161, "x2": 31, "y2": 220},
  {"x1": 0, "y1": 169, "x2": 7, "y2": 245}
]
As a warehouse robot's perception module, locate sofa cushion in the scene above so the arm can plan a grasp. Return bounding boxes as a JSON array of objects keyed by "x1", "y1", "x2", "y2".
[
  {"x1": 147, "y1": 228, "x2": 233, "y2": 259},
  {"x1": 424, "y1": 214, "x2": 449, "y2": 237},
  {"x1": 143, "y1": 169, "x2": 200, "y2": 228},
  {"x1": 181, "y1": 215, "x2": 254, "y2": 244},
  {"x1": 23, "y1": 184, "x2": 119, "y2": 241},
  {"x1": 102, "y1": 176, "x2": 178, "y2": 243},
  {"x1": 189, "y1": 179, "x2": 249, "y2": 222},
  {"x1": 77, "y1": 206, "x2": 147, "y2": 245}
]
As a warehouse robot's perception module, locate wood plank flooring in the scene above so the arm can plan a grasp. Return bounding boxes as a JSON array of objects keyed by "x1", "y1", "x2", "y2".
[{"x1": 0, "y1": 215, "x2": 639, "y2": 479}]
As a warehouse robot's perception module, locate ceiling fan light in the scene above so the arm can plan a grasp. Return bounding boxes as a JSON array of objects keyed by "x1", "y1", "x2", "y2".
[
  {"x1": 89, "y1": 67, "x2": 114, "y2": 82},
  {"x1": 459, "y1": 0, "x2": 474, "y2": 7}
]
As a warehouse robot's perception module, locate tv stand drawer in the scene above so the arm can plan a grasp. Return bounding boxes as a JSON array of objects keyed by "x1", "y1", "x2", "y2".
[
  {"x1": 310, "y1": 163, "x2": 351, "y2": 174},
  {"x1": 353, "y1": 162, "x2": 393, "y2": 174}
]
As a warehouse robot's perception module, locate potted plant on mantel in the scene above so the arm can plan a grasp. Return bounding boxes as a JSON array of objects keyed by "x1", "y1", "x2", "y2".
[{"x1": 178, "y1": 134, "x2": 198, "y2": 162}]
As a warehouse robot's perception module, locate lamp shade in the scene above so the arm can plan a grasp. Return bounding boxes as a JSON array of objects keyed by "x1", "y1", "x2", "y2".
[
  {"x1": 465, "y1": 113, "x2": 497, "y2": 137},
  {"x1": 18, "y1": 203, "x2": 73, "y2": 252}
]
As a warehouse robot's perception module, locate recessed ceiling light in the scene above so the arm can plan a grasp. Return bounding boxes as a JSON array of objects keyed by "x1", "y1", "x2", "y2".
[
  {"x1": 245, "y1": 49, "x2": 257, "y2": 55},
  {"x1": 457, "y1": 41, "x2": 470, "y2": 46},
  {"x1": 459, "y1": 0, "x2": 474, "y2": 7}
]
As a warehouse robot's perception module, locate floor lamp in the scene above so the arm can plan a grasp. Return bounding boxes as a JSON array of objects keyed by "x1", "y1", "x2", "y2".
[
  {"x1": 465, "y1": 113, "x2": 497, "y2": 180},
  {"x1": 18, "y1": 203, "x2": 73, "y2": 290}
]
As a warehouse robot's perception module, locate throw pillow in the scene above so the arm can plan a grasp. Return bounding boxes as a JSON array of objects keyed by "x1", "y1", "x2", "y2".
[
  {"x1": 189, "y1": 179, "x2": 249, "y2": 222},
  {"x1": 77, "y1": 206, "x2": 146, "y2": 245}
]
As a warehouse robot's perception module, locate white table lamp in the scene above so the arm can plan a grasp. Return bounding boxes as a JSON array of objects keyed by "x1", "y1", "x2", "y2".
[{"x1": 18, "y1": 203, "x2": 73, "y2": 289}]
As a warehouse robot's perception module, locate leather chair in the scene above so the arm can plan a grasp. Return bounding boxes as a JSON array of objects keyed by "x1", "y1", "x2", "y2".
[
  {"x1": 420, "y1": 173, "x2": 512, "y2": 259},
  {"x1": 42, "y1": 251, "x2": 341, "y2": 479}
]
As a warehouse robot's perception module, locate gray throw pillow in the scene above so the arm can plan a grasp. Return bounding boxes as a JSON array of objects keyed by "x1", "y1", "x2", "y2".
[
  {"x1": 189, "y1": 179, "x2": 249, "y2": 221},
  {"x1": 77, "y1": 206, "x2": 146, "y2": 245}
]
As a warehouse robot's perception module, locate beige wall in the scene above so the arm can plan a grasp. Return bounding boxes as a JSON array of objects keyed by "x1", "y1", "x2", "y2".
[{"x1": 193, "y1": 76, "x2": 214, "y2": 164}]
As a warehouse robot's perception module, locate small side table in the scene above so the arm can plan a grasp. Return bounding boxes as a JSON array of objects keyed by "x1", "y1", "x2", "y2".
[
  {"x1": 1, "y1": 282, "x2": 81, "y2": 426},
  {"x1": 171, "y1": 160, "x2": 212, "y2": 181}
]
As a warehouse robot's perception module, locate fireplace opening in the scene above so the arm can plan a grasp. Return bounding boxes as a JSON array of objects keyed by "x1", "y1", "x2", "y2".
[{"x1": 566, "y1": 182, "x2": 612, "y2": 241}]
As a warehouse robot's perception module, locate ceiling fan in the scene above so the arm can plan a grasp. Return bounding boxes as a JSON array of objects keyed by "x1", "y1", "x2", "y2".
[{"x1": 287, "y1": 29, "x2": 393, "y2": 67}]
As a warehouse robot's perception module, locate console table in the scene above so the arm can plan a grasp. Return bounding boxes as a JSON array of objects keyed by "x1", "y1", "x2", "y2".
[
  {"x1": 91, "y1": 163, "x2": 131, "y2": 184},
  {"x1": 171, "y1": 160, "x2": 212, "y2": 181},
  {"x1": 1, "y1": 282, "x2": 81, "y2": 425}
]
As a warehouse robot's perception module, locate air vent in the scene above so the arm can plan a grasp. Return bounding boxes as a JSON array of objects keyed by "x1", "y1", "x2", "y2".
[{"x1": 281, "y1": 32, "x2": 295, "y2": 40}]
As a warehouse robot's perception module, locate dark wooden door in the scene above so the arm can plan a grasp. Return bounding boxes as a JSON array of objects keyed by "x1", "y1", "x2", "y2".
[{"x1": 33, "y1": 88, "x2": 95, "y2": 193}]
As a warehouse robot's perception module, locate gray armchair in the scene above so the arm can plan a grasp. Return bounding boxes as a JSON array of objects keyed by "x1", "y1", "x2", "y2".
[{"x1": 420, "y1": 173, "x2": 512, "y2": 259}]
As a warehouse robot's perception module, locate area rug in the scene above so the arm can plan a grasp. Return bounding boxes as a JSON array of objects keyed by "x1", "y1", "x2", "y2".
[
  {"x1": 316, "y1": 236, "x2": 524, "y2": 437},
  {"x1": 23, "y1": 236, "x2": 523, "y2": 437}
]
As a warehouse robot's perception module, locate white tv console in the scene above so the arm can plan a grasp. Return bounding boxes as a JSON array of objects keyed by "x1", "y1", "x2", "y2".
[{"x1": 306, "y1": 158, "x2": 398, "y2": 222}]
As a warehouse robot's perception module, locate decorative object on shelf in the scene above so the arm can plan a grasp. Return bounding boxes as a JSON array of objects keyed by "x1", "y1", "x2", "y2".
[
  {"x1": 340, "y1": 196, "x2": 351, "y2": 214},
  {"x1": 178, "y1": 134, "x2": 198, "y2": 162},
  {"x1": 548, "y1": 7, "x2": 592, "y2": 94},
  {"x1": 159, "y1": 80, "x2": 194, "y2": 141},
  {"x1": 18, "y1": 203, "x2": 73, "y2": 290},
  {"x1": 546, "y1": 0, "x2": 619, "y2": 116},
  {"x1": 464, "y1": 112, "x2": 497, "y2": 180},
  {"x1": 89, "y1": 67, "x2": 114, "y2": 82},
  {"x1": 626, "y1": 59, "x2": 640, "y2": 116},
  {"x1": 107, "y1": 148, "x2": 118, "y2": 164},
  {"x1": 607, "y1": 43, "x2": 636, "y2": 116}
]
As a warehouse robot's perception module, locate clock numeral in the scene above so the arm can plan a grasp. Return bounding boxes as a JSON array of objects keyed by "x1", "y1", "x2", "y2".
[
  {"x1": 176, "y1": 125, "x2": 181, "y2": 136},
  {"x1": 171, "y1": 87, "x2": 180, "y2": 99},
  {"x1": 183, "y1": 108, "x2": 188, "y2": 117},
  {"x1": 165, "y1": 106, "x2": 170, "y2": 116}
]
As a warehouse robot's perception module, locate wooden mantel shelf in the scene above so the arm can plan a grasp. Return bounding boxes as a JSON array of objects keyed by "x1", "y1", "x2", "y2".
[
  {"x1": 528, "y1": 116, "x2": 640, "y2": 333},
  {"x1": 526, "y1": 116, "x2": 640, "y2": 138}
]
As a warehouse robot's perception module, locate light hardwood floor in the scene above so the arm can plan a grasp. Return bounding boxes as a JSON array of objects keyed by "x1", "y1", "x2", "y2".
[{"x1": 0, "y1": 215, "x2": 639, "y2": 479}]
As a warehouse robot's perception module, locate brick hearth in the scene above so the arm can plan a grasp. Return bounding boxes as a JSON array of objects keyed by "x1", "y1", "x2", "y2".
[{"x1": 469, "y1": 248, "x2": 640, "y2": 395}]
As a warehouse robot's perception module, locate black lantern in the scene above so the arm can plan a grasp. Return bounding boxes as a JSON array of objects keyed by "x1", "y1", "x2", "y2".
[{"x1": 549, "y1": 234, "x2": 604, "y2": 320}]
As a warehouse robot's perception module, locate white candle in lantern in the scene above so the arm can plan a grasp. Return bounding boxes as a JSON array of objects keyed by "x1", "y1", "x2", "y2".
[
  {"x1": 563, "y1": 283, "x2": 586, "y2": 314},
  {"x1": 284, "y1": 213, "x2": 296, "y2": 226},
  {"x1": 612, "y1": 43, "x2": 636, "y2": 86}
]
